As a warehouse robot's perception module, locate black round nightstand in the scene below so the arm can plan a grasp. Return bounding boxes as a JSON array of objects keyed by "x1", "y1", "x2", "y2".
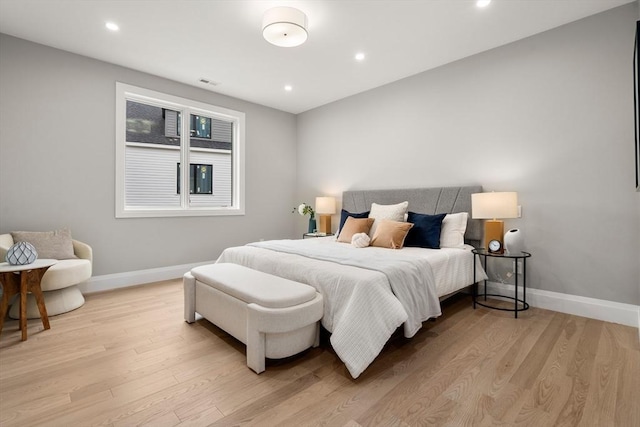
[{"x1": 472, "y1": 248, "x2": 531, "y2": 318}]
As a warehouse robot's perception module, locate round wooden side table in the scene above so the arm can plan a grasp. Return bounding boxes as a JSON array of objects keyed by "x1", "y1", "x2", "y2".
[{"x1": 0, "y1": 259, "x2": 57, "y2": 341}]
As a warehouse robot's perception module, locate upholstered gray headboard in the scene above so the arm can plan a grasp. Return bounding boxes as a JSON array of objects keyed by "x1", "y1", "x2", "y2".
[{"x1": 342, "y1": 186, "x2": 483, "y2": 248}]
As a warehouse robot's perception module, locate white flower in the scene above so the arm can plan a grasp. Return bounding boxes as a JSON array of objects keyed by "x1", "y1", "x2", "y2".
[{"x1": 293, "y1": 203, "x2": 315, "y2": 217}]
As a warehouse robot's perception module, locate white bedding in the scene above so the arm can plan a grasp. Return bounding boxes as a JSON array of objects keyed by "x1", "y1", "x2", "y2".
[{"x1": 216, "y1": 237, "x2": 487, "y2": 378}]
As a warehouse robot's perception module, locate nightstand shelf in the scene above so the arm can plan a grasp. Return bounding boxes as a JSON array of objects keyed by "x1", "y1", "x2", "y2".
[{"x1": 472, "y1": 248, "x2": 531, "y2": 318}]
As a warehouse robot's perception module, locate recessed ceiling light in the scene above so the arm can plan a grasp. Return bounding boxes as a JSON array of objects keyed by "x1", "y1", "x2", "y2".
[
  {"x1": 105, "y1": 22, "x2": 120, "y2": 31},
  {"x1": 284, "y1": 85, "x2": 293, "y2": 92},
  {"x1": 355, "y1": 52, "x2": 365, "y2": 61},
  {"x1": 476, "y1": 0, "x2": 491, "y2": 8}
]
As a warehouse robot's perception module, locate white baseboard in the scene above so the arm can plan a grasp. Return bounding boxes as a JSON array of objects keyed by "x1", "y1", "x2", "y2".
[
  {"x1": 79, "y1": 261, "x2": 214, "y2": 294},
  {"x1": 80, "y1": 266, "x2": 640, "y2": 332},
  {"x1": 484, "y1": 281, "x2": 640, "y2": 329}
]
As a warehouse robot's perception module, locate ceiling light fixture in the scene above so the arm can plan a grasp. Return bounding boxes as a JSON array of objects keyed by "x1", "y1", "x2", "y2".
[
  {"x1": 105, "y1": 21, "x2": 119, "y2": 31},
  {"x1": 476, "y1": 0, "x2": 491, "y2": 8},
  {"x1": 355, "y1": 52, "x2": 365, "y2": 61},
  {"x1": 262, "y1": 7, "x2": 308, "y2": 47},
  {"x1": 284, "y1": 85, "x2": 293, "y2": 92}
]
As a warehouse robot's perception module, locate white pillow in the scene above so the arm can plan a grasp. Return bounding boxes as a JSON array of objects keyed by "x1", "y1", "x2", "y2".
[
  {"x1": 440, "y1": 212, "x2": 468, "y2": 248},
  {"x1": 368, "y1": 201, "x2": 409, "y2": 237}
]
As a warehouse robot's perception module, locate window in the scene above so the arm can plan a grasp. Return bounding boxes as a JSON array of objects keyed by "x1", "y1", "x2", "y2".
[
  {"x1": 115, "y1": 83, "x2": 245, "y2": 218},
  {"x1": 177, "y1": 163, "x2": 213, "y2": 195},
  {"x1": 190, "y1": 115, "x2": 211, "y2": 139}
]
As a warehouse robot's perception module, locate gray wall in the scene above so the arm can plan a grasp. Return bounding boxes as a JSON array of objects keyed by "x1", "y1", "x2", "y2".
[
  {"x1": 636, "y1": 0, "x2": 639, "y2": 308},
  {"x1": 0, "y1": 35, "x2": 298, "y2": 276},
  {"x1": 297, "y1": 4, "x2": 640, "y2": 305}
]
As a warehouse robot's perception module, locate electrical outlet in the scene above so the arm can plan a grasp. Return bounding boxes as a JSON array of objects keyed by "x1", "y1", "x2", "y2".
[
  {"x1": 512, "y1": 260, "x2": 524, "y2": 274},
  {"x1": 516, "y1": 260, "x2": 523, "y2": 273}
]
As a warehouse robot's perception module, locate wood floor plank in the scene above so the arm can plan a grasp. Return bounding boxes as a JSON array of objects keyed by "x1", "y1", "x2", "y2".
[
  {"x1": 353, "y1": 310, "x2": 491, "y2": 425},
  {"x1": 404, "y1": 315, "x2": 529, "y2": 425},
  {"x1": 1, "y1": 279, "x2": 638, "y2": 426},
  {"x1": 476, "y1": 308, "x2": 555, "y2": 424},
  {"x1": 437, "y1": 320, "x2": 537, "y2": 425},
  {"x1": 504, "y1": 315, "x2": 586, "y2": 424},
  {"x1": 582, "y1": 360, "x2": 618, "y2": 426},
  {"x1": 581, "y1": 322, "x2": 623, "y2": 426},
  {"x1": 508, "y1": 311, "x2": 571, "y2": 390},
  {"x1": 551, "y1": 318, "x2": 602, "y2": 426},
  {"x1": 614, "y1": 347, "x2": 640, "y2": 426}
]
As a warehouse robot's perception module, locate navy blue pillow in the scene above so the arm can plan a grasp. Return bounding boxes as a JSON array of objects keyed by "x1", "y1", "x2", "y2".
[
  {"x1": 338, "y1": 209, "x2": 370, "y2": 232},
  {"x1": 404, "y1": 212, "x2": 446, "y2": 249}
]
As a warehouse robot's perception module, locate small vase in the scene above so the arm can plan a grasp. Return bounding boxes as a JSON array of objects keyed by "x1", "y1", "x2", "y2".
[
  {"x1": 308, "y1": 216, "x2": 317, "y2": 233},
  {"x1": 5, "y1": 241, "x2": 38, "y2": 265}
]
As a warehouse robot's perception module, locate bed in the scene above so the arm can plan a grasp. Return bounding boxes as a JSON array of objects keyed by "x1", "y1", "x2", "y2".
[{"x1": 216, "y1": 186, "x2": 487, "y2": 378}]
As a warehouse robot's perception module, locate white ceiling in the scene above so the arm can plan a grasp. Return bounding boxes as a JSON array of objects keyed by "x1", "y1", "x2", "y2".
[{"x1": 0, "y1": 0, "x2": 634, "y2": 114}]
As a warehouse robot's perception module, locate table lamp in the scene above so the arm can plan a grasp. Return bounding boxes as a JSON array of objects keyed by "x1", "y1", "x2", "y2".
[
  {"x1": 315, "y1": 196, "x2": 336, "y2": 234},
  {"x1": 471, "y1": 192, "x2": 518, "y2": 253}
]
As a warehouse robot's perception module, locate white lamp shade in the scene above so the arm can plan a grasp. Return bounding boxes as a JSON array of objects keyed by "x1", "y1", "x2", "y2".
[
  {"x1": 471, "y1": 192, "x2": 518, "y2": 219},
  {"x1": 315, "y1": 196, "x2": 336, "y2": 215},
  {"x1": 262, "y1": 7, "x2": 308, "y2": 47}
]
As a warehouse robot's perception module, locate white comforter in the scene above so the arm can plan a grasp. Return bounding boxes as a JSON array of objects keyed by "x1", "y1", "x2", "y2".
[{"x1": 216, "y1": 238, "x2": 486, "y2": 378}]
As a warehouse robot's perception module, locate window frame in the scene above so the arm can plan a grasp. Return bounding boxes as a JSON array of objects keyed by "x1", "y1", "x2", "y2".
[{"x1": 115, "y1": 82, "x2": 245, "y2": 218}]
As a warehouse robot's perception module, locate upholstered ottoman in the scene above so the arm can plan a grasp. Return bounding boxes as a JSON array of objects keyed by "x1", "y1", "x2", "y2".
[{"x1": 183, "y1": 263, "x2": 323, "y2": 373}]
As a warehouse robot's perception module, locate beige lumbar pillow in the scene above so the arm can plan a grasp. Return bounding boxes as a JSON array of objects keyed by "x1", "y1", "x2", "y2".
[
  {"x1": 370, "y1": 219, "x2": 414, "y2": 249},
  {"x1": 11, "y1": 228, "x2": 77, "y2": 260},
  {"x1": 337, "y1": 217, "x2": 375, "y2": 243}
]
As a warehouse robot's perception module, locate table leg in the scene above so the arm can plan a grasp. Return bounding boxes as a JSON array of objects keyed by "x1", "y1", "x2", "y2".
[
  {"x1": 483, "y1": 256, "x2": 488, "y2": 301},
  {"x1": 0, "y1": 287, "x2": 7, "y2": 335},
  {"x1": 0, "y1": 272, "x2": 19, "y2": 336},
  {"x1": 30, "y1": 277, "x2": 50, "y2": 330},
  {"x1": 1, "y1": 265, "x2": 53, "y2": 341},
  {"x1": 514, "y1": 259, "x2": 519, "y2": 319},
  {"x1": 523, "y1": 258, "x2": 527, "y2": 308},
  {"x1": 20, "y1": 272, "x2": 28, "y2": 341},
  {"x1": 473, "y1": 254, "x2": 477, "y2": 309}
]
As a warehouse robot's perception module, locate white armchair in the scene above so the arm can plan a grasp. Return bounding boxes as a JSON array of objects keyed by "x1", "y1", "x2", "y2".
[{"x1": 0, "y1": 234, "x2": 92, "y2": 318}]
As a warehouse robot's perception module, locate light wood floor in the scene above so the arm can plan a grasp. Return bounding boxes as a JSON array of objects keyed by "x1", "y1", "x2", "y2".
[{"x1": 0, "y1": 279, "x2": 638, "y2": 427}]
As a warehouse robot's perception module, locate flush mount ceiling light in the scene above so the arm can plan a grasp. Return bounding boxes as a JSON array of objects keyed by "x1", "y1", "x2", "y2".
[{"x1": 262, "y1": 7, "x2": 308, "y2": 47}]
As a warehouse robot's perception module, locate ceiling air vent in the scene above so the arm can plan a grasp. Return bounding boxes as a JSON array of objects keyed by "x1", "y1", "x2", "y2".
[{"x1": 198, "y1": 78, "x2": 219, "y2": 86}]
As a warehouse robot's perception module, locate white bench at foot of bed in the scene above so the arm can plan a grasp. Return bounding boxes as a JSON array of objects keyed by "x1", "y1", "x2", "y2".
[{"x1": 183, "y1": 263, "x2": 324, "y2": 374}]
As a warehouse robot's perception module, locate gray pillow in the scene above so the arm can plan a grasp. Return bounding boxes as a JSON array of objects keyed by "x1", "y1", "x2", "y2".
[{"x1": 11, "y1": 228, "x2": 77, "y2": 260}]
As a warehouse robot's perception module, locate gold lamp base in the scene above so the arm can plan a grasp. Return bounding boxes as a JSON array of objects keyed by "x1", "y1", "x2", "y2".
[
  {"x1": 318, "y1": 215, "x2": 332, "y2": 234},
  {"x1": 485, "y1": 219, "x2": 504, "y2": 253}
]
